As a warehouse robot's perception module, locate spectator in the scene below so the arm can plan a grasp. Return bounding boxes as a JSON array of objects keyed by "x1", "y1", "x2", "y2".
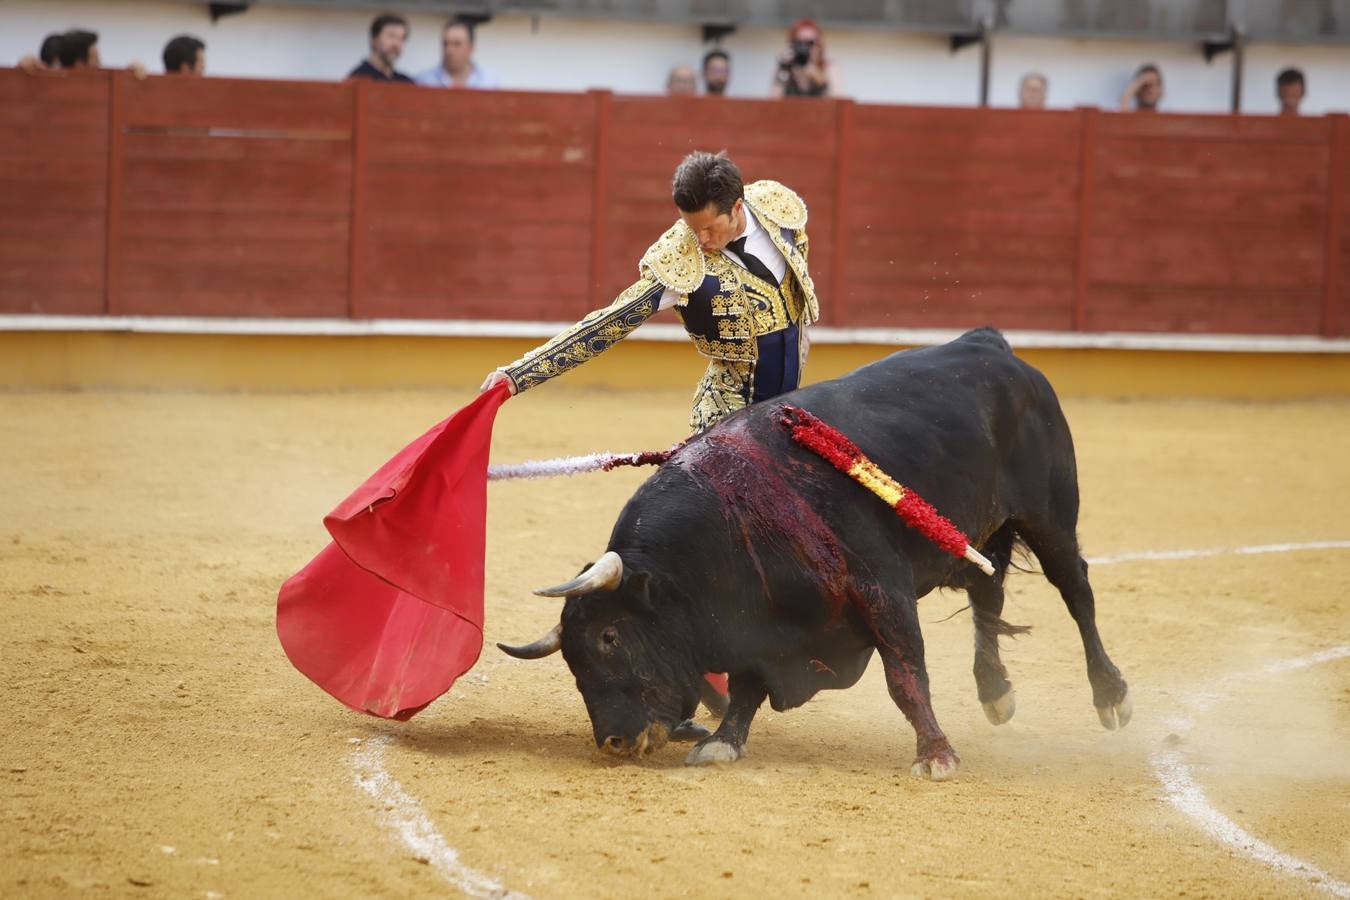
[
  {"x1": 702, "y1": 48, "x2": 730, "y2": 95},
  {"x1": 39, "y1": 33, "x2": 63, "y2": 67},
  {"x1": 57, "y1": 30, "x2": 100, "y2": 69},
  {"x1": 17, "y1": 29, "x2": 145, "y2": 78},
  {"x1": 773, "y1": 18, "x2": 835, "y2": 98},
  {"x1": 16, "y1": 33, "x2": 63, "y2": 72},
  {"x1": 416, "y1": 17, "x2": 498, "y2": 89},
  {"x1": 163, "y1": 35, "x2": 205, "y2": 75},
  {"x1": 666, "y1": 64, "x2": 697, "y2": 96},
  {"x1": 348, "y1": 13, "x2": 413, "y2": 82},
  {"x1": 1119, "y1": 63, "x2": 1163, "y2": 111},
  {"x1": 1018, "y1": 71, "x2": 1048, "y2": 109},
  {"x1": 1276, "y1": 67, "x2": 1305, "y2": 115}
]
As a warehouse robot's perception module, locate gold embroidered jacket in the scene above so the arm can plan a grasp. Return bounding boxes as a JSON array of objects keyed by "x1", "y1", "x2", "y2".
[{"x1": 503, "y1": 180, "x2": 818, "y2": 387}]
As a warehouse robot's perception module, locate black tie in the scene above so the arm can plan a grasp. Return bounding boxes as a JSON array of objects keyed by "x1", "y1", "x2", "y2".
[{"x1": 726, "y1": 236, "x2": 779, "y2": 287}]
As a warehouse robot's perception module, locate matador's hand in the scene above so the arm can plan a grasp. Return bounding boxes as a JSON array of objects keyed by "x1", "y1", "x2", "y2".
[{"x1": 479, "y1": 370, "x2": 517, "y2": 395}]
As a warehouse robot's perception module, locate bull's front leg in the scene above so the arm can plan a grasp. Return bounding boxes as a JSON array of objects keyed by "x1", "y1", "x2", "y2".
[
  {"x1": 685, "y1": 674, "x2": 766, "y2": 766},
  {"x1": 855, "y1": 583, "x2": 959, "y2": 781}
]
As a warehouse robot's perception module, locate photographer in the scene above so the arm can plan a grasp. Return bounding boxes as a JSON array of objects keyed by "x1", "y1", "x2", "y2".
[
  {"x1": 1119, "y1": 63, "x2": 1164, "y2": 112},
  {"x1": 772, "y1": 18, "x2": 835, "y2": 98}
]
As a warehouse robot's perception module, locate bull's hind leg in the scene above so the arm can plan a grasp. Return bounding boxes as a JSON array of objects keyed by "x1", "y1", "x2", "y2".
[
  {"x1": 685, "y1": 674, "x2": 766, "y2": 765},
  {"x1": 855, "y1": 582, "x2": 959, "y2": 781},
  {"x1": 967, "y1": 524, "x2": 1026, "y2": 725},
  {"x1": 1018, "y1": 525, "x2": 1131, "y2": 730}
]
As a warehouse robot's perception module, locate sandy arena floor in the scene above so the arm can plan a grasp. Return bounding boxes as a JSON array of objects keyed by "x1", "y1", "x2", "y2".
[{"x1": 2, "y1": 381, "x2": 1348, "y2": 898}]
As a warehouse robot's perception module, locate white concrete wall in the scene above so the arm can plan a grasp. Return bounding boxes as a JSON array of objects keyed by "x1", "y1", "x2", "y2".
[{"x1": 3, "y1": 0, "x2": 1348, "y2": 113}]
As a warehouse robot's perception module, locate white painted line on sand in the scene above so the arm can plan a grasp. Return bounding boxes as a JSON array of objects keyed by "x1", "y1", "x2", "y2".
[
  {"x1": 1087, "y1": 540, "x2": 1350, "y2": 566},
  {"x1": 350, "y1": 735, "x2": 528, "y2": 899},
  {"x1": 1151, "y1": 645, "x2": 1350, "y2": 898}
]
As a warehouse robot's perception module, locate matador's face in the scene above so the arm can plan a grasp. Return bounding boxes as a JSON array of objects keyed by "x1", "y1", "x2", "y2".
[{"x1": 681, "y1": 199, "x2": 745, "y2": 254}]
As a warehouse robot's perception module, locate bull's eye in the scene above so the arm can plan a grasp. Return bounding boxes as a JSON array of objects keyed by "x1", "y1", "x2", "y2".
[{"x1": 600, "y1": 627, "x2": 619, "y2": 650}]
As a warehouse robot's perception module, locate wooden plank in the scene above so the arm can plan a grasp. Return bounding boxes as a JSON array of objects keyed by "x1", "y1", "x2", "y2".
[
  {"x1": 122, "y1": 131, "x2": 351, "y2": 163},
  {"x1": 349, "y1": 79, "x2": 367, "y2": 320},
  {"x1": 0, "y1": 71, "x2": 108, "y2": 315},
  {"x1": 1084, "y1": 286, "x2": 1322, "y2": 334},
  {"x1": 588, "y1": 89, "x2": 612, "y2": 311},
  {"x1": 1097, "y1": 111, "x2": 1331, "y2": 144},
  {"x1": 0, "y1": 178, "x2": 107, "y2": 210},
  {"x1": 842, "y1": 283, "x2": 1074, "y2": 331},
  {"x1": 363, "y1": 166, "x2": 591, "y2": 225},
  {"x1": 0, "y1": 239, "x2": 103, "y2": 286},
  {"x1": 1091, "y1": 183, "x2": 1327, "y2": 224},
  {"x1": 829, "y1": 99, "x2": 853, "y2": 328},
  {"x1": 119, "y1": 263, "x2": 349, "y2": 317},
  {"x1": 1072, "y1": 107, "x2": 1097, "y2": 331},
  {"x1": 0, "y1": 286, "x2": 105, "y2": 315},
  {"x1": 121, "y1": 75, "x2": 351, "y2": 132},
  {"x1": 119, "y1": 209, "x2": 348, "y2": 242},
  {"x1": 0, "y1": 209, "x2": 106, "y2": 238},
  {"x1": 1095, "y1": 138, "x2": 1329, "y2": 191},
  {"x1": 120, "y1": 157, "x2": 351, "y2": 214},
  {"x1": 1325, "y1": 114, "x2": 1348, "y2": 336},
  {"x1": 364, "y1": 84, "x2": 594, "y2": 120},
  {"x1": 0, "y1": 68, "x2": 108, "y2": 106},
  {"x1": 106, "y1": 71, "x2": 125, "y2": 315},
  {"x1": 1088, "y1": 229, "x2": 1323, "y2": 289}
]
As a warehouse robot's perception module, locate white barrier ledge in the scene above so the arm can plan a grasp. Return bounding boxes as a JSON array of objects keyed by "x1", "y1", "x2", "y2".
[{"x1": 2, "y1": 315, "x2": 1349, "y2": 354}]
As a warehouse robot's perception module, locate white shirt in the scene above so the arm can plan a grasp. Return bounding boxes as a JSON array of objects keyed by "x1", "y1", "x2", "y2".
[
  {"x1": 657, "y1": 208, "x2": 789, "y2": 311},
  {"x1": 415, "y1": 62, "x2": 500, "y2": 89}
]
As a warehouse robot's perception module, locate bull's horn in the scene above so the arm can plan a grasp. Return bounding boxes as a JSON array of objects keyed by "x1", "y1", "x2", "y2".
[
  {"x1": 533, "y1": 551, "x2": 624, "y2": 598},
  {"x1": 496, "y1": 623, "x2": 562, "y2": 659}
]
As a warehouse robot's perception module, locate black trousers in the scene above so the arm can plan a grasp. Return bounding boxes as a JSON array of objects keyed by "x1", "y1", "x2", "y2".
[{"x1": 751, "y1": 322, "x2": 801, "y2": 403}]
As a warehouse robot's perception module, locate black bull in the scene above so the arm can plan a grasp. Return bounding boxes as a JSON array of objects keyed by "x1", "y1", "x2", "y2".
[{"x1": 500, "y1": 328, "x2": 1131, "y2": 780}]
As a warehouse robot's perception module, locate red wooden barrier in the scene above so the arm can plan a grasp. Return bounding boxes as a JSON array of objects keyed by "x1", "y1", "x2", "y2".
[
  {"x1": 1328, "y1": 114, "x2": 1350, "y2": 336},
  {"x1": 358, "y1": 84, "x2": 597, "y2": 320},
  {"x1": 841, "y1": 105, "x2": 1082, "y2": 331},
  {"x1": 0, "y1": 71, "x2": 108, "y2": 314},
  {"x1": 113, "y1": 72, "x2": 353, "y2": 318},
  {"x1": 1, "y1": 68, "x2": 1346, "y2": 338},
  {"x1": 1085, "y1": 111, "x2": 1331, "y2": 334}
]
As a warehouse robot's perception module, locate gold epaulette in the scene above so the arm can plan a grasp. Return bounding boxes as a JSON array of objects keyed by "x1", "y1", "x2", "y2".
[
  {"x1": 744, "y1": 180, "x2": 808, "y2": 231},
  {"x1": 640, "y1": 221, "x2": 705, "y2": 294}
]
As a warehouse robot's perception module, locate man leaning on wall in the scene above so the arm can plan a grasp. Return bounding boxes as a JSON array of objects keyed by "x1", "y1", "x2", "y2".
[
  {"x1": 348, "y1": 13, "x2": 413, "y2": 82},
  {"x1": 163, "y1": 35, "x2": 205, "y2": 75},
  {"x1": 416, "y1": 16, "x2": 499, "y2": 89}
]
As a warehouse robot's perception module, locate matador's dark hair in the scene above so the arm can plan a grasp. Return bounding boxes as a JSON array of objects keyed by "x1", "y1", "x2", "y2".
[{"x1": 671, "y1": 151, "x2": 744, "y2": 215}]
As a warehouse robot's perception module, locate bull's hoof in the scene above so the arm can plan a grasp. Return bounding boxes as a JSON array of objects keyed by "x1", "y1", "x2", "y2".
[
  {"x1": 1095, "y1": 688, "x2": 1133, "y2": 731},
  {"x1": 684, "y1": 738, "x2": 743, "y2": 766},
  {"x1": 981, "y1": 688, "x2": 1016, "y2": 725},
  {"x1": 670, "y1": 719, "x2": 713, "y2": 742},
  {"x1": 910, "y1": 749, "x2": 960, "y2": 781}
]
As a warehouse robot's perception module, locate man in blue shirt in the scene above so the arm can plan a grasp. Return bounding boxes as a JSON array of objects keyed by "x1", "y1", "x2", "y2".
[{"x1": 416, "y1": 17, "x2": 499, "y2": 89}]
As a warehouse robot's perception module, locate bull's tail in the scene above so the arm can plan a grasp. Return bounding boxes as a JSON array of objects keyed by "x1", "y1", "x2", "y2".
[{"x1": 973, "y1": 605, "x2": 1032, "y2": 639}]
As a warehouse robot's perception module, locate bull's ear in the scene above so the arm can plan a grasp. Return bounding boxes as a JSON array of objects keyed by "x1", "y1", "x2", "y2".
[{"x1": 623, "y1": 571, "x2": 653, "y2": 612}]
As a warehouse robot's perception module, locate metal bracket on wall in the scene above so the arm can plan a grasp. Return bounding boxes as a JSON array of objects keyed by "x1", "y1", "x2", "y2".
[
  {"x1": 208, "y1": 2, "x2": 250, "y2": 21},
  {"x1": 702, "y1": 23, "x2": 736, "y2": 44}
]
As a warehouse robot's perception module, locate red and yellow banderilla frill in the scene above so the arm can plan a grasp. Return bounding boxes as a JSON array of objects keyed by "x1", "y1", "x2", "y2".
[{"x1": 778, "y1": 405, "x2": 995, "y2": 576}]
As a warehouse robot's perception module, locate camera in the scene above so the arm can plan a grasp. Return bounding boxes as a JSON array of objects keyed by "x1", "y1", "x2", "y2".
[{"x1": 790, "y1": 39, "x2": 814, "y2": 66}]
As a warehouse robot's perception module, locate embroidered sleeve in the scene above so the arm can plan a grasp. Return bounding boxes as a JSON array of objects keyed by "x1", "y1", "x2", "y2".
[{"x1": 502, "y1": 278, "x2": 664, "y2": 393}]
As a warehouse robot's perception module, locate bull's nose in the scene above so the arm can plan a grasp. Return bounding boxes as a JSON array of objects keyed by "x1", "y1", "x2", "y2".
[{"x1": 602, "y1": 735, "x2": 632, "y2": 754}]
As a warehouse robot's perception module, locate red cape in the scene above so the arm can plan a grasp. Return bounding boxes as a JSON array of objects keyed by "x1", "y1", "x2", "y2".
[{"x1": 276, "y1": 384, "x2": 510, "y2": 719}]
